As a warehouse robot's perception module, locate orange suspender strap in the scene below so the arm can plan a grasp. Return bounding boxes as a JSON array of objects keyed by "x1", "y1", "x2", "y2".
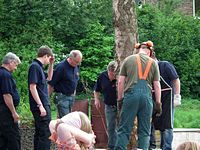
[
  {"x1": 136, "y1": 55, "x2": 143, "y2": 79},
  {"x1": 143, "y1": 59, "x2": 153, "y2": 80},
  {"x1": 136, "y1": 54, "x2": 153, "y2": 80}
]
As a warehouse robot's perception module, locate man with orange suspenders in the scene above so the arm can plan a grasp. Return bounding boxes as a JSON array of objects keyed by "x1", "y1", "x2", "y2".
[{"x1": 115, "y1": 41, "x2": 162, "y2": 150}]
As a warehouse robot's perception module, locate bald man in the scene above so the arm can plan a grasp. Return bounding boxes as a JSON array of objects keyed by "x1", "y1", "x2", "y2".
[{"x1": 48, "y1": 50, "x2": 82, "y2": 118}]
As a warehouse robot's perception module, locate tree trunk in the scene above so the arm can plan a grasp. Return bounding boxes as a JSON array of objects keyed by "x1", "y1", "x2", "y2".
[
  {"x1": 113, "y1": 0, "x2": 138, "y2": 149},
  {"x1": 113, "y1": 0, "x2": 138, "y2": 65}
]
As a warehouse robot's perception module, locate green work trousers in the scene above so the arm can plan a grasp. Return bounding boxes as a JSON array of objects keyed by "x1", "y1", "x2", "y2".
[{"x1": 115, "y1": 80, "x2": 153, "y2": 150}]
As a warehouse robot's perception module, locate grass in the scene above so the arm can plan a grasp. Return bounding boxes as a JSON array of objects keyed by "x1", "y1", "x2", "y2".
[
  {"x1": 19, "y1": 95, "x2": 200, "y2": 129},
  {"x1": 174, "y1": 98, "x2": 200, "y2": 128}
]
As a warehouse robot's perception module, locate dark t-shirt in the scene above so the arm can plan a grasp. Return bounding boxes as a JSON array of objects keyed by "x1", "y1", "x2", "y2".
[
  {"x1": 158, "y1": 61, "x2": 179, "y2": 88},
  {"x1": 48, "y1": 60, "x2": 80, "y2": 95},
  {"x1": 94, "y1": 71, "x2": 117, "y2": 106},
  {"x1": 0, "y1": 67, "x2": 20, "y2": 106},
  {"x1": 153, "y1": 61, "x2": 179, "y2": 130},
  {"x1": 28, "y1": 59, "x2": 49, "y2": 110}
]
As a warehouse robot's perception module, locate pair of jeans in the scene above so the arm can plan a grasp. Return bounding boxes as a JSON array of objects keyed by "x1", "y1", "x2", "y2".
[
  {"x1": 150, "y1": 110, "x2": 174, "y2": 150},
  {"x1": 115, "y1": 80, "x2": 153, "y2": 150},
  {"x1": 0, "y1": 105, "x2": 21, "y2": 150},
  {"x1": 160, "y1": 106, "x2": 174, "y2": 150},
  {"x1": 149, "y1": 123, "x2": 173, "y2": 150},
  {"x1": 31, "y1": 105, "x2": 51, "y2": 150},
  {"x1": 105, "y1": 105, "x2": 118, "y2": 150},
  {"x1": 160, "y1": 129, "x2": 173, "y2": 150},
  {"x1": 55, "y1": 93, "x2": 75, "y2": 118}
]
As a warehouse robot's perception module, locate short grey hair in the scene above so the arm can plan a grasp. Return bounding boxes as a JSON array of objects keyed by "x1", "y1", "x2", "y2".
[
  {"x1": 2, "y1": 52, "x2": 21, "y2": 64},
  {"x1": 107, "y1": 61, "x2": 116, "y2": 71},
  {"x1": 69, "y1": 50, "x2": 82, "y2": 59}
]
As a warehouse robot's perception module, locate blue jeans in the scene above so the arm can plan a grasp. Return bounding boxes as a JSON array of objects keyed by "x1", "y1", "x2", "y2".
[
  {"x1": 115, "y1": 80, "x2": 153, "y2": 150},
  {"x1": 105, "y1": 105, "x2": 117, "y2": 150},
  {"x1": 160, "y1": 107, "x2": 174, "y2": 150},
  {"x1": 55, "y1": 93, "x2": 75, "y2": 118},
  {"x1": 160, "y1": 129, "x2": 173, "y2": 150}
]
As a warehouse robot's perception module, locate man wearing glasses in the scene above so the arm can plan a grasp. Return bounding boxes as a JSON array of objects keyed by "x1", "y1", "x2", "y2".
[
  {"x1": 94, "y1": 61, "x2": 118, "y2": 150},
  {"x1": 48, "y1": 50, "x2": 82, "y2": 118},
  {"x1": 0, "y1": 52, "x2": 21, "y2": 150}
]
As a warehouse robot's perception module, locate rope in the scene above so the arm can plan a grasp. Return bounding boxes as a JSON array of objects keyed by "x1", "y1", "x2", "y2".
[{"x1": 97, "y1": 108, "x2": 108, "y2": 137}]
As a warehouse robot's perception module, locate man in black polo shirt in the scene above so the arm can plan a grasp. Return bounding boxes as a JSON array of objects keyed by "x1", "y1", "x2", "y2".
[
  {"x1": 150, "y1": 53, "x2": 181, "y2": 150},
  {"x1": 48, "y1": 50, "x2": 82, "y2": 118},
  {"x1": 28, "y1": 46, "x2": 54, "y2": 150},
  {"x1": 94, "y1": 61, "x2": 117, "y2": 150},
  {"x1": 0, "y1": 52, "x2": 21, "y2": 150}
]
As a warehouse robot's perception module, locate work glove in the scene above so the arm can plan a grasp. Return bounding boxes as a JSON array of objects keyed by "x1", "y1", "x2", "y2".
[
  {"x1": 174, "y1": 94, "x2": 181, "y2": 107},
  {"x1": 155, "y1": 102, "x2": 162, "y2": 116}
]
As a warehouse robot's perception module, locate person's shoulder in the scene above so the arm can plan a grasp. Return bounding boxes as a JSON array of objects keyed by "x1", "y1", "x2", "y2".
[
  {"x1": 56, "y1": 60, "x2": 65, "y2": 66},
  {"x1": 122, "y1": 55, "x2": 136, "y2": 65},
  {"x1": 98, "y1": 70, "x2": 107, "y2": 78},
  {"x1": 126, "y1": 54, "x2": 136, "y2": 60},
  {"x1": 159, "y1": 60, "x2": 171, "y2": 65},
  {"x1": 54, "y1": 60, "x2": 66, "y2": 69},
  {"x1": 101, "y1": 70, "x2": 107, "y2": 75},
  {"x1": 0, "y1": 68, "x2": 11, "y2": 78},
  {"x1": 29, "y1": 62, "x2": 40, "y2": 70},
  {"x1": 159, "y1": 60, "x2": 175, "y2": 68}
]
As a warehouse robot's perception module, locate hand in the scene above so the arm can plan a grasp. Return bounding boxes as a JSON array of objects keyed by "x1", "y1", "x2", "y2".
[
  {"x1": 39, "y1": 105, "x2": 47, "y2": 116},
  {"x1": 49, "y1": 55, "x2": 55, "y2": 64},
  {"x1": 94, "y1": 99, "x2": 101, "y2": 110},
  {"x1": 155, "y1": 102, "x2": 162, "y2": 116},
  {"x1": 87, "y1": 133, "x2": 96, "y2": 148},
  {"x1": 12, "y1": 112, "x2": 20, "y2": 123},
  {"x1": 174, "y1": 94, "x2": 181, "y2": 107}
]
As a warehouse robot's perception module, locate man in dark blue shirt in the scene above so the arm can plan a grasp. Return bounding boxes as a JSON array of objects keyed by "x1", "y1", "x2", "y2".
[
  {"x1": 28, "y1": 46, "x2": 54, "y2": 150},
  {"x1": 94, "y1": 61, "x2": 117, "y2": 150},
  {"x1": 0, "y1": 52, "x2": 21, "y2": 150},
  {"x1": 48, "y1": 50, "x2": 82, "y2": 118},
  {"x1": 150, "y1": 52, "x2": 181, "y2": 150}
]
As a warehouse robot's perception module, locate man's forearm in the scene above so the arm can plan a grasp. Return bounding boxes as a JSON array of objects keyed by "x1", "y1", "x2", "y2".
[
  {"x1": 153, "y1": 81, "x2": 161, "y2": 104},
  {"x1": 47, "y1": 64, "x2": 54, "y2": 81},
  {"x1": 173, "y1": 78, "x2": 181, "y2": 94},
  {"x1": 3, "y1": 94, "x2": 17, "y2": 114},
  {"x1": 117, "y1": 76, "x2": 125, "y2": 101},
  {"x1": 94, "y1": 91, "x2": 100, "y2": 101},
  {"x1": 30, "y1": 84, "x2": 43, "y2": 106}
]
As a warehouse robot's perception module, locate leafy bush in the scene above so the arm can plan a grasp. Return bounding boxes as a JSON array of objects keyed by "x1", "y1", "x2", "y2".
[
  {"x1": 137, "y1": 5, "x2": 200, "y2": 97},
  {"x1": 76, "y1": 21, "x2": 114, "y2": 92}
]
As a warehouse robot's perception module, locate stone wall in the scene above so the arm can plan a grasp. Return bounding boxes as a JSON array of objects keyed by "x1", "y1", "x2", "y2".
[
  {"x1": 143, "y1": 0, "x2": 194, "y2": 16},
  {"x1": 177, "y1": 0, "x2": 193, "y2": 16}
]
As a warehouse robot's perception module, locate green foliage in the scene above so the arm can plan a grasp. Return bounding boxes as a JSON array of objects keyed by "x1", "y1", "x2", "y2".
[
  {"x1": 174, "y1": 98, "x2": 200, "y2": 128},
  {"x1": 50, "y1": 0, "x2": 113, "y2": 49},
  {"x1": 137, "y1": 5, "x2": 200, "y2": 97},
  {"x1": 77, "y1": 22, "x2": 114, "y2": 92}
]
